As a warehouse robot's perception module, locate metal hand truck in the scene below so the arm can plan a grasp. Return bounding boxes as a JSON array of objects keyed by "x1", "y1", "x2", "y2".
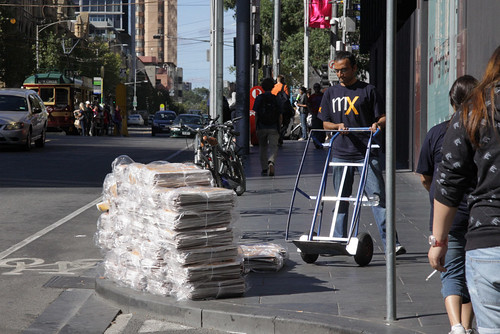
[{"x1": 285, "y1": 128, "x2": 379, "y2": 266}]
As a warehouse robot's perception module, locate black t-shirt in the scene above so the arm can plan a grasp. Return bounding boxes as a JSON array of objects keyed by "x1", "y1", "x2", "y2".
[
  {"x1": 416, "y1": 120, "x2": 469, "y2": 232},
  {"x1": 318, "y1": 81, "x2": 383, "y2": 159}
]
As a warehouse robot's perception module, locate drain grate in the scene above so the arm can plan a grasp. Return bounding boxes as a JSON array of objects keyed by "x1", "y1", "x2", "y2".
[{"x1": 43, "y1": 276, "x2": 95, "y2": 289}]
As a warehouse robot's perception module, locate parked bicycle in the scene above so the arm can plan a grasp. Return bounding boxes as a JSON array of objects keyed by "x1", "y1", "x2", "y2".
[{"x1": 189, "y1": 116, "x2": 246, "y2": 196}]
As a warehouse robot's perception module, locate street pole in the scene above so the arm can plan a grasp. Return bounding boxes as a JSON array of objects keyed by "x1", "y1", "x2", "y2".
[
  {"x1": 272, "y1": 0, "x2": 280, "y2": 79},
  {"x1": 303, "y1": 0, "x2": 309, "y2": 88},
  {"x1": 36, "y1": 20, "x2": 73, "y2": 71},
  {"x1": 209, "y1": 0, "x2": 224, "y2": 120},
  {"x1": 235, "y1": 0, "x2": 250, "y2": 156},
  {"x1": 330, "y1": 1, "x2": 338, "y2": 65},
  {"x1": 386, "y1": 0, "x2": 397, "y2": 323}
]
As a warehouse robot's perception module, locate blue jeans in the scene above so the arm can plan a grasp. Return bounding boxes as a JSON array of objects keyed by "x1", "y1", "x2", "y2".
[
  {"x1": 300, "y1": 113, "x2": 308, "y2": 139},
  {"x1": 441, "y1": 230, "x2": 470, "y2": 302},
  {"x1": 332, "y1": 156, "x2": 400, "y2": 248},
  {"x1": 466, "y1": 246, "x2": 500, "y2": 333}
]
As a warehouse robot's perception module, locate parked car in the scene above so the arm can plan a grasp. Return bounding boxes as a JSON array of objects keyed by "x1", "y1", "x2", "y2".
[
  {"x1": 170, "y1": 114, "x2": 204, "y2": 138},
  {"x1": 0, "y1": 88, "x2": 48, "y2": 151},
  {"x1": 127, "y1": 114, "x2": 144, "y2": 126},
  {"x1": 151, "y1": 110, "x2": 177, "y2": 136}
]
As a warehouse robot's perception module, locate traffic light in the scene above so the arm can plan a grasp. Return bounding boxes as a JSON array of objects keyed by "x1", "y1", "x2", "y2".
[{"x1": 320, "y1": 64, "x2": 330, "y2": 87}]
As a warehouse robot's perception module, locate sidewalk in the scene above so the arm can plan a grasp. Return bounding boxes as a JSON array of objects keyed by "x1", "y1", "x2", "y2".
[{"x1": 96, "y1": 140, "x2": 451, "y2": 334}]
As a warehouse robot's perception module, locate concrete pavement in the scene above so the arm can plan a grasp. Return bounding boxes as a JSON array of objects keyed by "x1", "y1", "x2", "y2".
[{"x1": 96, "y1": 139, "x2": 452, "y2": 334}]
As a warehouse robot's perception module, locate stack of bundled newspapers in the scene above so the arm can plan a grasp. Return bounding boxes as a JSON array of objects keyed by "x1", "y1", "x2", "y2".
[{"x1": 95, "y1": 155, "x2": 245, "y2": 300}]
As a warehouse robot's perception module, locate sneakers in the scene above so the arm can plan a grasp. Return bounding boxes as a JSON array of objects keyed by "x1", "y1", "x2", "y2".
[
  {"x1": 466, "y1": 329, "x2": 478, "y2": 334},
  {"x1": 298, "y1": 138, "x2": 305, "y2": 141},
  {"x1": 449, "y1": 324, "x2": 466, "y2": 334},
  {"x1": 268, "y1": 162, "x2": 275, "y2": 176},
  {"x1": 395, "y1": 245, "x2": 407, "y2": 256}
]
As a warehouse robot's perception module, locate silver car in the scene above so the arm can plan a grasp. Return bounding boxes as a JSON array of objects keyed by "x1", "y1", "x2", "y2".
[{"x1": 0, "y1": 88, "x2": 48, "y2": 150}]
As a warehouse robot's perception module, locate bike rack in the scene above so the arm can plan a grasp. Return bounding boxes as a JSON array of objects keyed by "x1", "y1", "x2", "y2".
[{"x1": 285, "y1": 128, "x2": 379, "y2": 266}]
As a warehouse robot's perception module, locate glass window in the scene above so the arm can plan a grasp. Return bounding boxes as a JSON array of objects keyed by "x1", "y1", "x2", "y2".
[
  {"x1": 29, "y1": 94, "x2": 42, "y2": 111},
  {"x1": 55, "y1": 88, "x2": 69, "y2": 106},
  {"x1": 0, "y1": 95, "x2": 28, "y2": 112},
  {"x1": 39, "y1": 88, "x2": 55, "y2": 104}
]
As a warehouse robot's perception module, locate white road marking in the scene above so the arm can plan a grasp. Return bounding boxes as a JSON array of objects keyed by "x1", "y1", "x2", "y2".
[
  {"x1": 138, "y1": 319, "x2": 193, "y2": 332},
  {"x1": 0, "y1": 197, "x2": 102, "y2": 260}
]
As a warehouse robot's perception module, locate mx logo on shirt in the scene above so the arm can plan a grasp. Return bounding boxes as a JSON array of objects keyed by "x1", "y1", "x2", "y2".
[{"x1": 331, "y1": 96, "x2": 359, "y2": 115}]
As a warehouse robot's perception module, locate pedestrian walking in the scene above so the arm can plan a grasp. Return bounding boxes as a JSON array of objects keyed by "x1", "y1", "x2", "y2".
[
  {"x1": 272, "y1": 75, "x2": 294, "y2": 146},
  {"x1": 429, "y1": 45, "x2": 500, "y2": 334},
  {"x1": 318, "y1": 50, "x2": 406, "y2": 254},
  {"x1": 254, "y1": 77, "x2": 282, "y2": 176},
  {"x1": 113, "y1": 105, "x2": 123, "y2": 136},
  {"x1": 308, "y1": 83, "x2": 325, "y2": 149},
  {"x1": 417, "y1": 75, "x2": 478, "y2": 334},
  {"x1": 296, "y1": 87, "x2": 309, "y2": 141}
]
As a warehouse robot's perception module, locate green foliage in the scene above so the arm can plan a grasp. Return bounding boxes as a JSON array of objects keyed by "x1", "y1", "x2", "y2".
[
  {"x1": 181, "y1": 87, "x2": 209, "y2": 113},
  {"x1": 0, "y1": 9, "x2": 35, "y2": 86},
  {"x1": 222, "y1": 0, "x2": 367, "y2": 87}
]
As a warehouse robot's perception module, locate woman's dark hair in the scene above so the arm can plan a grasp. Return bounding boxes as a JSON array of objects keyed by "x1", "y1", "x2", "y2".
[
  {"x1": 461, "y1": 45, "x2": 500, "y2": 147},
  {"x1": 261, "y1": 77, "x2": 275, "y2": 91},
  {"x1": 449, "y1": 75, "x2": 478, "y2": 110}
]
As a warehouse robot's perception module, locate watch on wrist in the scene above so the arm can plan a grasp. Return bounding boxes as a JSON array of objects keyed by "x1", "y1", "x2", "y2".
[{"x1": 429, "y1": 235, "x2": 448, "y2": 247}]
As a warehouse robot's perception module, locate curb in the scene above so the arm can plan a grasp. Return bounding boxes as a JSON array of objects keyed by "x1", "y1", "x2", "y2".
[{"x1": 95, "y1": 277, "x2": 416, "y2": 334}]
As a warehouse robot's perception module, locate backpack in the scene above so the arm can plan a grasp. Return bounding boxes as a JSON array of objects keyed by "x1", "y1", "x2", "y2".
[
  {"x1": 258, "y1": 94, "x2": 280, "y2": 126},
  {"x1": 276, "y1": 89, "x2": 294, "y2": 120}
]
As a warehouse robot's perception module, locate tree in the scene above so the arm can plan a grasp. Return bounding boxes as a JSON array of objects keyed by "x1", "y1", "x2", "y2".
[
  {"x1": 224, "y1": 1, "x2": 365, "y2": 87},
  {"x1": 181, "y1": 88, "x2": 209, "y2": 114},
  {"x1": 0, "y1": 9, "x2": 35, "y2": 86}
]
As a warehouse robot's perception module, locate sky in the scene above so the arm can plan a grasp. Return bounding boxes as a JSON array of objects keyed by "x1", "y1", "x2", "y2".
[{"x1": 177, "y1": 1, "x2": 236, "y2": 89}]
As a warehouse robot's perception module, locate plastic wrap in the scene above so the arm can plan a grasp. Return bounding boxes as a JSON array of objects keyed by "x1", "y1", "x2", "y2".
[
  {"x1": 239, "y1": 243, "x2": 288, "y2": 272},
  {"x1": 96, "y1": 156, "x2": 244, "y2": 300}
]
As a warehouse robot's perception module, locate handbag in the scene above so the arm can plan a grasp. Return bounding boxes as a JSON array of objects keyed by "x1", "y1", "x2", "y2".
[
  {"x1": 306, "y1": 114, "x2": 313, "y2": 128},
  {"x1": 74, "y1": 119, "x2": 81, "y2": 128}
]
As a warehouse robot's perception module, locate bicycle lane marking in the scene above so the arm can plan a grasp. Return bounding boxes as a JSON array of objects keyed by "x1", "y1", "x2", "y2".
[{"x1": 0, "y1": 197, "x2": 103, "y2": 260}]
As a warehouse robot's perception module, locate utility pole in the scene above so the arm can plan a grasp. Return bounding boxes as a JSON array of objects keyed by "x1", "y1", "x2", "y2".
[
  {"x1": 209, "y1": 0, "x2": 224, "y2": 120},
  {"x1": 36, "y1": 20, "x2": 73, "y2": 71},
  {"x1": 272, "y1": 0, "x2": 280, "y2": 79},
  {"x1": 303, "y1": 0, "x2": 310, "y2": 88},
  {"x1": 250, "y1": 0, "x2": 261, "y2": 87},
  {"x1": 235, "y1": 0, "x2": 250, "y2": 156},
  {"x1": 330, "y1": 1, "x2": 338, "y2": 63}
]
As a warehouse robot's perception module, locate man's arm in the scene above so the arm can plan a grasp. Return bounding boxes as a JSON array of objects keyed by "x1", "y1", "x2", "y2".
[
  {"x1": 323, "y1": 121, "x2": 344, "y2": 130},
  {"x1": 370, "y1": 114, "x2": 386, "y2": 132},
  {"x1": 420, "y1": 174, "x2": 432, "y2": 192}
]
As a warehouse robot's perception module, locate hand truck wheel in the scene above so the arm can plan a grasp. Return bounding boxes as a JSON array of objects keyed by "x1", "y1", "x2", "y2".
[
  {"x1": 354, "y1": 232, "x2": 373, "y2": 267},
  {"x1": 299, "y1": 232, "x2": 319, "y2": 264},
  {"x1": 300, "y1": 252, "x2": 319, "y2": 264}
]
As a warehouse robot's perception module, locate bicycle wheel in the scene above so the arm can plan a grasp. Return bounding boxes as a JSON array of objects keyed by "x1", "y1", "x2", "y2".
[{"x1": 231, "y1": 156, "x2": 246, "y2": 196}]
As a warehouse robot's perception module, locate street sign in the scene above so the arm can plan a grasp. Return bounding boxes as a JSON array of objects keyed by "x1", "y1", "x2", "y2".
[
  {"x1": 328, "y1": 60, "x2": 338, "y2": 82},
  {"x1": 93, "y1": 76, "x2": 102, "y2": 94}
]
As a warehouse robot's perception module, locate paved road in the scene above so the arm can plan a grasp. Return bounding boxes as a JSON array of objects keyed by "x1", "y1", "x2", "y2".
[{"x1": 0, "y1": 127, "x2": 231, "y2": 333}]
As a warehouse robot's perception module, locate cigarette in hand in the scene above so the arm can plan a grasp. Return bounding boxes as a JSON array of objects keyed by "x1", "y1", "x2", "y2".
[{"x1": 426, "y1": 269, "x2": 438, "y2": 281}]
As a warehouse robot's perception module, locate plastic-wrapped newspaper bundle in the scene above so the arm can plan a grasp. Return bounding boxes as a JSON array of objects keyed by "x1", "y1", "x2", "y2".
[
  {"x1": 95, "y1": 155, "x2": 245, "y2": 300},
  {"x1": 239, "y1": 243, "x2": 289, "y2": 273}
]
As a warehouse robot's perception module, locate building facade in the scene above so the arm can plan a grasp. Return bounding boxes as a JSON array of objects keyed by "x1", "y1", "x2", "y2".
[
  {"x1": 360, "y1": 0, "x2": 500, "y2": 171},
  {"x1": 135, "y1": 0, "x2": 177, "y2": 67}
]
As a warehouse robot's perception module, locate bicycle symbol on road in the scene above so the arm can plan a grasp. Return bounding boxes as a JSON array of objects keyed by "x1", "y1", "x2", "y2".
[{"x1": 0, "y1": 258, "x2": 101, "y2": 275}]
